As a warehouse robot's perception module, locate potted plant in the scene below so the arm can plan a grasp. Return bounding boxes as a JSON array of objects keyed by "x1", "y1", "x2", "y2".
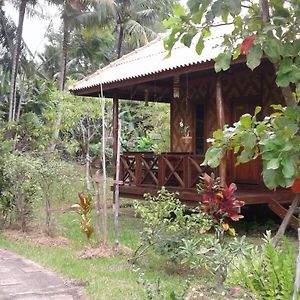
[{"x1": 179, "y1": 119, "x2": 192, "y2": 144}]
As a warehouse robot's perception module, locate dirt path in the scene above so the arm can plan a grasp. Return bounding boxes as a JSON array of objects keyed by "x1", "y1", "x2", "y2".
[{"x1": 0, "y1": 248, "x2": 87, "y2": 300}]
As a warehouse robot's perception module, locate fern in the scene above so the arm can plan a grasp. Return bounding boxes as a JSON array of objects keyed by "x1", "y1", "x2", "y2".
[{"x1": 238, "y1": 231, "x2": 296, "y2": 300}]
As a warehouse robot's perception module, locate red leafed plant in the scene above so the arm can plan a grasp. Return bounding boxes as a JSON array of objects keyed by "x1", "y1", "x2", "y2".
[
  {"x1": 197, "y1": 173, "x2": 245, "y2": 224},
  {"x1": 240, "y1": 35, "x2": 255, "y2": 55},
  {"x1": 292, "y1": 178, "x2": 300, "y2": 193},
  {"x1": 71, "y1": 192, "x2": 94, "y2": 240}
]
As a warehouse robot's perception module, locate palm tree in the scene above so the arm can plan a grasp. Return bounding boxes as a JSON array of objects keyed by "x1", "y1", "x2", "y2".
[
  {"x1": 87, "y1": 0, "x2": 176, "y2": 58},
  {"x1": 4, "y1": 0, "x2": 45, "y2": 122},
  {"x1": 8, "y1": 0, "x2": 29, "y2": 122},
  {"x1": 48, "y1": 0, "x2": 91, "y2": 151}
]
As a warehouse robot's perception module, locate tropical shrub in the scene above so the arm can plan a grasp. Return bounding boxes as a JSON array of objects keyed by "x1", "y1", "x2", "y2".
[
  {"x1": 0, "y1": 124, "x2": 14, "y2": 226},
  {"x1": 197, "y1": 173, "x2": 245, "y2": 236},
  {"x1": 134, "y1": 267, "x2": 190, "y2": 300},
  {"x1": 234, "y1": 231, "x2": 296, "y2": 299},
  {"x1": 179, "y1": 234, "x2": 252, "y2": 290},
  {"x1": 133, "y1": 175, "x2": 250, "y2": 289},
  {"x1": 132, "y1": 187, "x2": 212, "y2": 262},
  {"x1": 34, "y1": 155, "x2": 77, "y2": 235},
  {"x1": 2, "y1": 153, "x2": 41, "y2": 231}
]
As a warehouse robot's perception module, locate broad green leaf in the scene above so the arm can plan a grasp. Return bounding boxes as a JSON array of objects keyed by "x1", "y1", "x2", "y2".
[
  {"x1": 241, "y1": 133, "x2": 257, "y2": 149},
  {"x1": 254, "y1": 106, "x2": 262, "y2": 116},
  {"x1": 195, "y1": 38, "x2": 204, "y2": 55},
  {"x1": 173, "y1": 4, "x2": 185, "y2": 17},
  {"x1": 181, "y1": 33, "x2": 194, "y2": 47},
  {"x1": 214, "y1": 52, "x2": 231, "y2": 72},
  {"x1": 270, "y1": 104, "x2": 283, "y2": 111},
  {"x1": 232, "y1": 45, "x2": 240, "y2": 60},
  {"x1": 239, "y1": 114, "x2": 252, "y2": 129},
  {"x1": 246, "y1": 44, "x2": 262, "y2": 70},
  {"x1": 233, "y1": 15, "x2": 242, "y2": 28},
  {"x1": 237, "y1": 148, "x2": 254, "y2": 164},
  {"x1": 281, "y1": 156, "x2": 296, "y2": 178},
  {"x1": 295, "y1": 40, "x2": 300, "y2": 53},
  {"x1": 266, "y1": 158, "x2": 280, "y2": 170},
  {"x1": 212, "y1": 129, "x2": 224, "y2": 139},
  {"x1": 202, "y1": 147, "x2": 224, "y2": 168},
  {"x1": 275, "y1": 73, "x2": 290, "y2": 87},
  {"x1": 278, "y1": 57, "x2": 293, "y2": 74},
  {"x1": 263, "y1": 37, "x2": 282, "y2": 62},
  {"x1": 187, "y1": 0, "x2": 201, "y2": 13},
  {"x1": 211, "y1": 0, "x2": 224, "y2": 17},
  {"x1": 227, "y1": 0, "x2": 241, "y2": 15}
]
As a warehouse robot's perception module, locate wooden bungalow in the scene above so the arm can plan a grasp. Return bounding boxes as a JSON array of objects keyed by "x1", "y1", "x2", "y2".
[{"x1": 69, "y1": 32, "x2": 297, "y2": 229}]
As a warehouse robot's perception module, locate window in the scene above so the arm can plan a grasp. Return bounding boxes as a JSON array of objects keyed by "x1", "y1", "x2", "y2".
[{"x1": 196, "y1": 104, "x2": 205, "y2": 154}]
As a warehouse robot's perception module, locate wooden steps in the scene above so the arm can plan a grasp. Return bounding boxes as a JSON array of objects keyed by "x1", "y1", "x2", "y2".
[{"x1": 267, "y1": 197, "x2": 299, "y2": 231}]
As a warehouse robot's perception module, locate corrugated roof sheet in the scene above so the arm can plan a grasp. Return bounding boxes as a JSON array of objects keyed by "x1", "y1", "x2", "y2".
[{"x1": 69, "y1": 26, "x2": 231, "y2": 92}]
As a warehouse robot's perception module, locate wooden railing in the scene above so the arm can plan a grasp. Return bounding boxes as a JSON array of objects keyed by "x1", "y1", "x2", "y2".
[{"x1": 120, "y1": 152, "x2": 214, "y2": 190}]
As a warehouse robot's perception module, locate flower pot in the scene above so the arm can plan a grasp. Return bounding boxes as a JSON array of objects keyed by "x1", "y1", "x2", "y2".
[{"x1": 181, "y1": 136, "x2": 192, "y2": 144}]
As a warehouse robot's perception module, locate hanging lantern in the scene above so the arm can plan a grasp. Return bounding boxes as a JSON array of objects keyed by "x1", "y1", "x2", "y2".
[{"x1": 173, "y1": 75, "x2": 180, "y2": 99}]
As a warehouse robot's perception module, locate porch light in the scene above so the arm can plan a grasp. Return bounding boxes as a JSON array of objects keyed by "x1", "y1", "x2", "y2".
[{"x1": 173, "y1": 75, "x2": 180, "y2": 99}]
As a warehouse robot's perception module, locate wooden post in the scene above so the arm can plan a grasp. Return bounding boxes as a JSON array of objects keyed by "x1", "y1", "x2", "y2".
[
  {"x1": 101, "y1": 97, "x2": 108, "y2": 244},
  {"x1": 216, "y1": 75, "x2": 226, "y2": 186},
  {"x1": 112, "y1": 93, "x2": 119, "y2": 204},
  {"x1": 114, "y1": 118, "x2": 121, "y2": 254},
  {"x1": 94, "y1": 170, "x2": 100, "y2": 244}
]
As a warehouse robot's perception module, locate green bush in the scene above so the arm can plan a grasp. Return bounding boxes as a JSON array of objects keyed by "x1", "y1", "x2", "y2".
[
  {"x1": 235, "y1": 231, "x2": 296, "y2": 299},
  {"x1": 132, "y1": 187, "x2": 212, "y2": 262},
  {"x1": 2, "y1": 153, "x2": 41, "y2": 231}
]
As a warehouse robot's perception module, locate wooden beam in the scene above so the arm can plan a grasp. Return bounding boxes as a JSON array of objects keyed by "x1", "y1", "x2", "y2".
[
  {"x1": 215, "y1": 75, "x2": 226, "y2": 186},
  {"x1": 112, "y1": 92, "x2": 119, "y2": 204}
]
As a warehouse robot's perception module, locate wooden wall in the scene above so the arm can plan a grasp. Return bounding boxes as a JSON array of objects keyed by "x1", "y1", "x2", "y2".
[{"x1": 170, "y1": 62, "x2": 284, "y2": 184}]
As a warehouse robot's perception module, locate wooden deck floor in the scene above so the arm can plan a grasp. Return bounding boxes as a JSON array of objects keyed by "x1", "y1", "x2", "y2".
[
  {"x1": 118, "y1": 184, "x2": 294, "y2": 205},
  {"x1": 117, "y1": 184, "x2": 298, "y2": 230}
]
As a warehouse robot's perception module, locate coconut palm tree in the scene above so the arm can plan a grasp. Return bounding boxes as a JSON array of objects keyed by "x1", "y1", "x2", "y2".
[
  {"x1": 47, "y1": 0, "x2": 92, "y2": 151},
  {"x1": 86, "y1": 0, "x2": 176, "y2": 58},
  {"x1": 4, "y1": 0, "x2": 45, "y2": 122}
]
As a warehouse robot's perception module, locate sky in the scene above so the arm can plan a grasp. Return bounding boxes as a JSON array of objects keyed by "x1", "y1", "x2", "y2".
[
  {"x1": 3, "y1": 1, "x2": 187, "y2": 56},
  {"x1": 3, "y1": 1, "x2": 60, "y2": 56}
]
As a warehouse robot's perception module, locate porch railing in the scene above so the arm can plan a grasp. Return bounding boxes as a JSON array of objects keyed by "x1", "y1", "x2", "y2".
[{"x1": 120, "y1": 152, "x2": 214, "y2": 190}]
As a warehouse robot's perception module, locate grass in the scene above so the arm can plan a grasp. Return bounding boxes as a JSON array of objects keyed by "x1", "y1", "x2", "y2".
[
  {"x1": 0, "y1": 209, "x2": 192, "y2": 299},
  {"x1": 0, "y1": 163, "x2": 296, "y2": 299},
  {"x1": 0, "y1": 166, "x2": 195, "y2": 299}
]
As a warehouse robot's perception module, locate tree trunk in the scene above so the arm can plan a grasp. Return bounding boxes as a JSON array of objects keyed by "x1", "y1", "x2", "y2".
[
  {"x1": 117, "y1": 25, "x2": 124, "y2": 59},
  {"x1": 80, "y1": 118, "x2": 91, "y2": 191},
  {"x1": 45, "y1": 196, "x2": 52, "y2": 236},
  {"x1": 273, "y1": 194, "x2": 300, "y2": 246},
  {"x1": 85, "y1": 124, "x2": 91, "y2": 191},
  {"x1": 9, "y1": 0, "x2": 27, "y2": 122},
  {"x1": 48, "y1": 8, "x2": 70, "y2": 152},
  {"x1": 259, "y1": 0, "x2": 270, "y2": 23}
]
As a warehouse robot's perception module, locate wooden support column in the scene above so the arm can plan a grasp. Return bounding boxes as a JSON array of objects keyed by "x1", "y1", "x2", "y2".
[
  {"x1": 216, "y1": 75, "x2": 227, "y2": 186},
  {"x1": 112, "y1": 92, "x2": 119, "y2": 204}
]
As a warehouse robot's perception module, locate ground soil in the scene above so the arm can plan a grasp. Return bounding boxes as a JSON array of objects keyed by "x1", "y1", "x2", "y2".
[{"x1": 2, "y1": 229, "x2": 69, "y2": 247}]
